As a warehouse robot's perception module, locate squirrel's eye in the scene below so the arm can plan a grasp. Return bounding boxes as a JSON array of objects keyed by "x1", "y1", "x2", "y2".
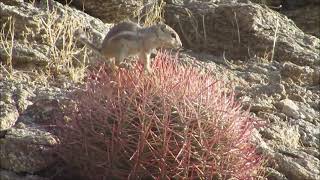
[{"x1": 171, "y1": 33, "x2": 176, "y2": 38}]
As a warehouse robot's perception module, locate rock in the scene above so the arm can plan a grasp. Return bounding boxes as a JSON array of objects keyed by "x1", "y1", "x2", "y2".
[
  {"x1": 20, "y1": 98, "x2": 66, "y2": 126},
  {"x1": 257, "y1": 112, "x2": 282, "y2": 123},
  {"x1": 164, "y1": 0, "x2": 184, "y2": 5},
  {"x1": 282, "y1": 5, "x2": 320, "y2": 38},
  {"x1": 0, "y1": 125, "x2": 58, "y2": 173},
  {"x1": 312, "y1": 67, "x2": 320, "y2": 85},
  {"x1": 280, "y1": 61, "x2": 317, "y2": 85},
  {"x1": 164, "y1": 2, "x2": 320, "y2": 66},
  {"x1": 251, "y1": 0, "x2": 320, "y2": 9},
  {"x1": 248, "y1": 96, "x2": 275, "y2": 113},
  {"x1": 0, "y1": 81, "x2": 19, "y2": 130},
  {"x1": 274, "y1": 147, "x2": 320, "y2": 180},
  {"x1": 0, "y1": 0, "x2": 24, "y2": 6},
  {"x1": 258, "y1": 83, "x2": 286, "y2": 97},
  {"x1": 0, "y1": 169, "x2": 49, "y2": 180},
  {"x1": 0, "y1": 79, "x2": 35, "y2": 131},
  {"x1": 281, "y1": 61, "x2": 304, "y2": 80},
  {"x1": 296, "y1": 102, "x2": 319, "y2": 122},
  {"x1": 0, "y1": 102, "x2": 19, "y2": 131},
  {"x1": 14, "y1": 85, "x2": 33, "y2": 113},
  {"x1": 302, "y1": 147, "x2": 320, "y2": 159},
  {"x1": 256, "y1": 120, "x2": 320, "y2": 179},
  {"x1": 64, "y1": 0, "x2": 144, "y2": 23},
  {"x1": 265, "y1": 167, "x2": 288, "y2": 180},
  {"x1": 277, "y1": 99, "x2": 304, "y2": 119},
  {"x1": 260, "y1": 122, "x2": 301, "y2": 148},
  {"x1": 292, "y1": 118, "x2": 320, "y2": 149},
  {"x1": 0, "y1": 44, "x2": 49, "y2": 69}
]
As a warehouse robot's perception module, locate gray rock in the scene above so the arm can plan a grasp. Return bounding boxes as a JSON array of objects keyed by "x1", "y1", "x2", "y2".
[
  {"x1": 0, "y1": 125, "x2": 58, "y2": 173},
  {"x1": 0, "y1": 169, "x2": 48, "y2": 180},
  {"x1": 14, "y1": 85, "x2": 34, "y2": 113},
  {"x1": 0, "y1": 44, "x2": 49, "y2": 69},
  {"x1": 274, "y1": 147, "x2": 320, "y2": 180},
  {"x1": 0, "y1": 102, "x2": 19, "y2": 131},
  {"x1": 312, "y1": 67, "x2": 320, "y2": 85},
  {"x1": 0, "y1": 80, "x2": 35, "y2": 131},
  {"x1": 302, "y1": 147, "x2": 320, "y2": 159},
  {"x1": 281, "y1": 61, "x2": 304, "y2": 79},
  {"x1": 296, "y1": 102, "x2": 319, "y2": 122},
  {"x1": 277, "y1": 99, "x2": 304, "y2": 119},
  {"x1": 260, "y1": 122, "x2": 301, "y2": 148},
  {"x1": 256, "y1": 83, "x2": 286, "y2": 97},
  {"x1": 265, "y1": 167, "x2": 288, "y2": 180},
  {"x1": 282, "y1": 4, "x2": 320, "y2": 37},
  {"x1": 291, "y1": 118, "x2": 320, "y2": 149},
  {"x1": 248, "y1": 96, "x2": 275, "y2": 113},
  {"x1": 66, "y1": 0, "x2": 143, "y2": 23},
  {"x1": 164, "y1": 2, "x2": 320, "y2": 66}
]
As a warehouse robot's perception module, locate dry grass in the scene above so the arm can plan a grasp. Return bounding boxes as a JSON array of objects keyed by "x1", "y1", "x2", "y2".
[
  {"x1": 36, "y1": 4, "x2": 88, "y2": 83},
  {"x1": 0, "y1": 1, "x2": 88, "y2": 84},
  {"x1": 175, "y1": 7, "x2": 206, "y2": 50},
  {"x1": 134, "y1": 0, "x2": 166, "y2": 26},
  {"x1": 0, "y1": 16, "x2": 15, "y2": 78},
  {"x1": 271, "y1": 18, "x2": 279, "y2": 62}
]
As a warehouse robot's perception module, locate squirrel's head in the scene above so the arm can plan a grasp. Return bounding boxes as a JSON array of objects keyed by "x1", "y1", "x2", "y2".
[{"x1": 155, "y1": 23, "x2": 182, "y2": 49}]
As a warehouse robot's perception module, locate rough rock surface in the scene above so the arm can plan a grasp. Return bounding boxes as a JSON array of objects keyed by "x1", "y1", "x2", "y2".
[
  {"x1": 0, "y1": 170, "x2": 48, "y2": 180},
  {"x1": 0, "y1": 0, "x2": 319, "y2": 179},
  {"x1": 0, "y1": 124, "x2": 58, "y2": 173},
  {"x1": 250, "y1": 0, "x2": 320, "y2": 38},
  {"x1": 61, "y1": 0, "x2": 144, "y2": 23},
  {"x1": 164, "y1": 1, "x2": 319, "y2": 67},
  {"x1": 282, "y1": 5, "x2": 320, "y2": 38},
  {"x1": 0, "y1": 77, "x2": 75, "y2": 178}
]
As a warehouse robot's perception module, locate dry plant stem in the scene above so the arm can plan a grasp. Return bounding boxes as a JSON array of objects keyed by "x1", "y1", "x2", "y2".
[
  {"x1": 202, "y1": 14, "x2": 207, "y2": 47},
  {"x1": 176, "y1": 10, "x2": 195, "y2": 48},
  {"x1": 135, "y1": 0, "x2": 165, "y2": 25},
  {"x1": 35, "y1": 1, "x2": 88, "y2": 82},
  {"x1": 177, "y1": 8, "x2": 202, "y2": 49},
  {"x1": 234, "y1": 12, "x2": 241, "y2": 44},
  {"x1": 271, "y1": 18, "x2": 279, "y2": 62},
  {"x1": 0, "y1": 16, "x2": 15, "y2": 75}
]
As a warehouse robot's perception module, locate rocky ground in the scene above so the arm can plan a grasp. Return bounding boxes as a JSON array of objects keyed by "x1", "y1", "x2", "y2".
[{"x1": 0, "y1": 0, "x2": 319, "y2": 179}]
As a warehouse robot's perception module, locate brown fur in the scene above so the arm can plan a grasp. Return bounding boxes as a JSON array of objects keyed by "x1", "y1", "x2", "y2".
[
  {"x1": 78, "y1": 22, "x2": 182, "y2": 73},
  {"x1": 104, "y1": 20, "x2": 141, "y2": 41}
]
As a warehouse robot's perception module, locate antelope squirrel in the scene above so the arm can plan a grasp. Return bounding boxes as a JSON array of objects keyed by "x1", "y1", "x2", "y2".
[{"x1": 77, "y1": 21, "x2": 182, "y2": 73}]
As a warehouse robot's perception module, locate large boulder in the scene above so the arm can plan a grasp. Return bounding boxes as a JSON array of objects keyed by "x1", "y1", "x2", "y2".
[
  {"x1": 61, "y1": 0, "x2": 144, "y2": 23},
  {"x1": 283, "y1": 5, "x2": 320, "y2": 38},
  {"x1": 0, "y1": 79, "x2": 33, "y2": 131},
  {"x1": 0, "y1": 125, "x2": 58, "y2": 173},
  {"x1": 0, "y1": 170, "x2": 48, "y2": 180},
  {"x1": 164, "y1": 1, "x2": 319, "y2": 66}
]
